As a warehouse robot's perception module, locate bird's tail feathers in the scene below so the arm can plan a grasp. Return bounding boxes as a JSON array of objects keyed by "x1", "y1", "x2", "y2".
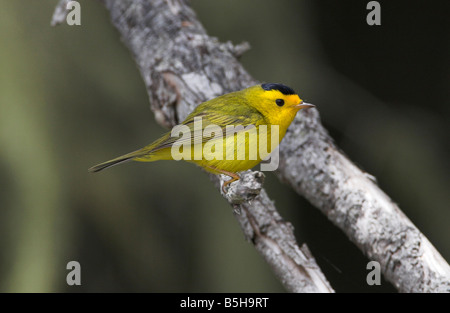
[{"x1": 88, "y1": 150, "x2": 148, "y2": 173}]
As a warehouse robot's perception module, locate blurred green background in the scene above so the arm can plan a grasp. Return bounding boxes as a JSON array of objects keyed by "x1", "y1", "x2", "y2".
[{"x1": 0, "y1": 0, "x2": 448, "y2": 292}]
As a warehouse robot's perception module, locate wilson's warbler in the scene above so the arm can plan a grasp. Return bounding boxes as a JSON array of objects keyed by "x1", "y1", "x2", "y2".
[{"x1": 89, "y1": 83, "x2": 314, "y2": 191}]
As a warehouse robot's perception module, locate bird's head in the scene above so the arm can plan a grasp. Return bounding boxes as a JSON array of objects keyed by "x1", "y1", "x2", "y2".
[{"x1": 246, "y1": 83, "x2": 314, "y2": 127}]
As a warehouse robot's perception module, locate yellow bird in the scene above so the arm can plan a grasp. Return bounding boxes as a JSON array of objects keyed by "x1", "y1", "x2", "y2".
[{"x1": 89, "y1": 83, "x2": 314, "y2": 191}]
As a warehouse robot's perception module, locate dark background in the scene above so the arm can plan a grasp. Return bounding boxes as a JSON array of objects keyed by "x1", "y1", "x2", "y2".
[{"x1": 0, "y1": 0, "x2": 448, "y2": 292}]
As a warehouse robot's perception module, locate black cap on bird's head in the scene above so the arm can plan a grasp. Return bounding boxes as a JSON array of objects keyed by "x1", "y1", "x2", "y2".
[
  {"x1": 260, "y1": 83, "x2": 314, "y2": 110},
  {"x1": 261, "y1": 83, "x2": 297, "y2": 95}
]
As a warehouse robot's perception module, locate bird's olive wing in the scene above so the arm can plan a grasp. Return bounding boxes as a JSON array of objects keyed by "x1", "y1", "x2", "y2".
[{"x1": 149, "y1": 107, "x2": 265, "y2": 152}]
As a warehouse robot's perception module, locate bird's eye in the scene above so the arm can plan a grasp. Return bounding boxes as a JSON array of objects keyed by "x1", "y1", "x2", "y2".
[{"x1": 276, "y1": 99, "x2": 285, "y2": 107}]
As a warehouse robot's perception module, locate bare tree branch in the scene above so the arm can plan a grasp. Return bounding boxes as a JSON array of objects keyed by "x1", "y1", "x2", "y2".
[
  {"x1": 49, "y1": 0, "x2": 333, "y2": 293},
  {"x1": 276, "y1": 111, "x2": 450, "y2": 292},
  {"x1": 213, "y1": 170, "x2": 333, "y2": 292},
  {"x1": 53, "y1": 0, "x2": 450, "y2": 292},
  {"x1": 102, "y1": 0, "x2": 333, "y2": 292},
  {"x1": 99, "y1": 0, "x2": 450, "y2": 293}
]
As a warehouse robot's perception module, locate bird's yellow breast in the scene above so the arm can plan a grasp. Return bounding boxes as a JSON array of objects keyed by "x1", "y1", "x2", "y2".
[{"x1": 187, "y1": 124, "x2": 279, "y2": 173}]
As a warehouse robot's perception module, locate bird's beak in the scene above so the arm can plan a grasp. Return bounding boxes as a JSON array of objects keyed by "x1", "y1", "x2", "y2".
[{"x1": 295, "y1": 101, "x2": 315, "y2": 109}]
